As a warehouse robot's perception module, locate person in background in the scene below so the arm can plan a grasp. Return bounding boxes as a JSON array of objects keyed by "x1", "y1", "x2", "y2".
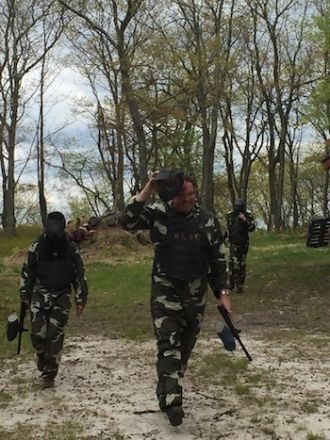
[
  {"x1": 68, "y1": 222, "x2": 96, "y2": 244},
  {"x1": 226, "y1": 198, "x2": 256, "y2": 293},
  {"x1": 120, "y1": 171, "x2": 230, "y2": 426},
  {"x1": 20, "y1": 211, "x2": 88, "y2": 388}
]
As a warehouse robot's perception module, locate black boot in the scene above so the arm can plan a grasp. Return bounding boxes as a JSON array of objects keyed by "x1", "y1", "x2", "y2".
[
  {"x1": 41, "y1": 370, "x2": 56, "y2": 389},
  {"x1": 156, "y1": 381, "x2": 166, "y2": 411},
  {"x1": 165, "y1": 405, "x2": 184, "y2": 426},
  {"x1": 37, "y1": 355, "x2": 45, "y2": 372}
]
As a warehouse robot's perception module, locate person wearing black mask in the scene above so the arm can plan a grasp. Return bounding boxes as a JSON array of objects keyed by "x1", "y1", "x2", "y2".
[
  {"x1": 226, "y1": 198, "x2": 256, "y2": 293},
  {"x1": 20, "y1": 212, "x2": 88, "y2": 388}
]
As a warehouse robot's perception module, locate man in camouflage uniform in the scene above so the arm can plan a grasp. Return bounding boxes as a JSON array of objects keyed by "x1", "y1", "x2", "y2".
[
  {"x1": 20, "y1": 212, "x2": 88, "y2": 388},
  {"x1": 120, "y1": 171, "x2": 231, "y2": 426},
  {"x1": 226, "y1": 198, "x2": 256, "y2": 293}
]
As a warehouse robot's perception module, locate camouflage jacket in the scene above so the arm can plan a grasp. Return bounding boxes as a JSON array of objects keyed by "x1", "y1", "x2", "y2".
[
  {"x1": 120, "y1": 196, "x2": 227, "y2": 298},
  {"x1": 20, "y1": 234, "x2": 88, "y2": 306}
]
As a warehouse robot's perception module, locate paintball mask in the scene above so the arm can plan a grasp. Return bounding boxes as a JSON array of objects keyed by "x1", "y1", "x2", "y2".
[
  {"x1": 154, "y1": 170, "x2": 184, "y2": 202},
  {"x1": 45, "y1": 211, "x2": 66, "y2": 242},
  {"x1": 234, "y1": 197, "x2": 245, "y2": 214}
]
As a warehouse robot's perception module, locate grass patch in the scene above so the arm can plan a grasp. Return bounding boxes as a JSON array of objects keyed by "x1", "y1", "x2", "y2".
[
  {"x1": 301, "y1": 400, "x2": 320, "y2": 414},
  {"x1": 260, "y1": 426, "x2": 276, "y2": 436},
  {"x1": 224, "y1": 232, "x2": 330, "y2": 333},
  {"x1": 191, "y1": 345, "x2": 282, "y2": 408},
  {"x1": 0, "y1": 420, "x2": 83, "y2": 440},
  {"x1": 306, "y1": 434, "x2": 327, "y2": 440},
  {"x1": 193, "y1": 349, "x2": 249, "y2": 384},
  {"x1": 0, "y1": 225, "x2": 41, "y2": 259},
  {"x1": 0, "y1": 390, "x2": 13, "y2": 408},
  {"x1": 67, "y1": 261, "x2": 154, "y2": 339},
  {"x1": 0, "y1": 230, "x2": 329, "y2": 361}
]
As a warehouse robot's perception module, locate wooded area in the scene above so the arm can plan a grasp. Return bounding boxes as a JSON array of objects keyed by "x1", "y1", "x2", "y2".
[{"x1": 0, "y1": 0, "x2": 329, "y2": 236}]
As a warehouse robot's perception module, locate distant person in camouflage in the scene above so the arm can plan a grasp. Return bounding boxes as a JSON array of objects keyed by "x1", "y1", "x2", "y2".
[
  {"x1": 20, "y1": 212, "x2": 88, "y2": 388},
  {"x1": 226, "y1": 198, "x2": 256, "y2": 293},
  {"x1": 120, "y1": 171, "x2": 231, "y2": 426}
]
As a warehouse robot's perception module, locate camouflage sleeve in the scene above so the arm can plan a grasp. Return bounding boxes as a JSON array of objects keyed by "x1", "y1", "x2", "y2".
[
  {"x1": 246, "y1": 212, "x2": 256, "y2": 232},
  {"x1": 207, "y1": 216, "x2": 228, "y2": 298},
  {"x1": 119, "y1": 195, "x2": 156, "y2": 230},
  {"x1": 71, "y1": 244, "x2": 89, "y2": 305},
  {"x1": 19, "y1": 241, "x2": 38, "y2": 305}
]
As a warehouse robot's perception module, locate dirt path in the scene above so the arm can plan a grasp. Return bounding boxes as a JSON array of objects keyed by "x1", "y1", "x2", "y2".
[{"x1": 1, "y1": 333, "x2": 329, "y2": 440}]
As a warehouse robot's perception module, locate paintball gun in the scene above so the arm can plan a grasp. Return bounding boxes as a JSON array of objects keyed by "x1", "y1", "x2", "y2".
[
  {"x1": 7, "y1": 302, "x2": 28, "y2": 354},
  {"x1": 217, "y1": 305, "x2": 252, "y2": 361}
]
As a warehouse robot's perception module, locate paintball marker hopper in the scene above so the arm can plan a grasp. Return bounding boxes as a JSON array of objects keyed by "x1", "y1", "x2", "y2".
[
  {"x1": 7, "y1": 313, "x2": 19, "y2": 341},
  {"x1": 7, "y1": 302, "x2": 28, "y2": 354},
  {"x1": 217, "y1": 305, "x2": 252, "y2": 361},
  {"x1": 218, "y1": 323, "x2": 236, "y2": 351}
]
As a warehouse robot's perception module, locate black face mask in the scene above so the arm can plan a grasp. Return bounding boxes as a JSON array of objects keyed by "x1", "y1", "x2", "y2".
[
  {"x1": 45, "y1": 213, "x2": 66, "y2": 243},
  {"x1": 234, "y1": 205, "x2": 245, "y2": 214},
  {"x1": 154, "y1": 170, "x2": 184, "y2": 202},
  {"x1": 45, "y1": 231, "x2": 65, "y2": 244},
  {"x1": 234, "y1": 199, "x2": 245, "y2": 214}
]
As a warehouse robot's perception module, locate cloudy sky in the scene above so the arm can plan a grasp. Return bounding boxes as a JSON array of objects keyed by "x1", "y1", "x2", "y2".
[{"x1": 17, "y1": 63, "x2": 97, "y2": 215}]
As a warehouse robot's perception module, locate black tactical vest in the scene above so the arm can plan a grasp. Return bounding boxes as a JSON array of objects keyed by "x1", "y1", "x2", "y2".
[
  {"x1": 36, "y1": 235, "x2": 75, "y2": 290},
  {"x1": 154, "y1": 210, "x2": 210, "y2": 281},
  {"x1": 228, "y1": 214, "x2": 249, "y2": 245}
]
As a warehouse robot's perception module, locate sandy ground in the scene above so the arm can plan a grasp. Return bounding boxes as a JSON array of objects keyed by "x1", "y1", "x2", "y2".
[{"x1": 0, "y1": 333, "x2": 329, "y2": 440}]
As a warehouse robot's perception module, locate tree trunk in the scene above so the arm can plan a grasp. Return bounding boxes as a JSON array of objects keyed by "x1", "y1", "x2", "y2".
[
  {"x1": 2, "y1": 77, "x2": 20, "y2": 237},
  {"x1": 38, "y1": 55, "x2": 47, "y2": 226},
  {"x1": 323, "y1": 139, "x2": 330, "y2": 216}
]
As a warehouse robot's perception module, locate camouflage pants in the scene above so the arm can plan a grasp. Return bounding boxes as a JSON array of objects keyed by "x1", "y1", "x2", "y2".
[
  {"x1": 30, "y1": 287, "x2": 71, "y2": 378},
  {"x1": 229, "y1": 243, "x2": 249, "y2": 290},
  {"x1": 151, "y1": 275, "x2": 207, "y2": 409}
]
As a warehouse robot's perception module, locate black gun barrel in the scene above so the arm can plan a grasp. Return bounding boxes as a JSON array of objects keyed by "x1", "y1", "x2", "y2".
[
  {"x1": 217, "y1": 305, "x2": 253, "y2": 361},
  {"x1": 17, "y1": 302, "x2": 28, "y2": 355}
]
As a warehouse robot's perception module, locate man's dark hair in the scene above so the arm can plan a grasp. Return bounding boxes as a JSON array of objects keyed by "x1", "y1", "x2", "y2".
[
  {"x1": 182, "y1": 175, "x2": 198, "y2": 197},
  {"x1": 183, "y1": 175, "x2": 197, "y2": 188}
]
